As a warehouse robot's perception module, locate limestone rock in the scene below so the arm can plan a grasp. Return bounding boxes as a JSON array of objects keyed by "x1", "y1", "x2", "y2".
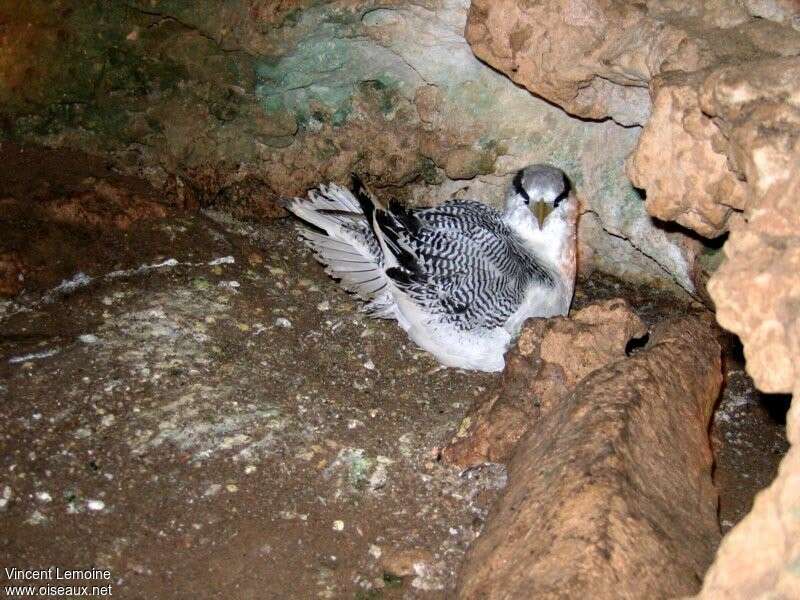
[
  {"x1": 457, "y1": 316, "x2": 723, "y2": 599},
  {"x1": 442, "y1": 299, "x2": 647, "y2": 468},
  {"x1": 629, "y1": 55, "x2": 800, "y2": 392},
  {"x1": 465, "y1": 0, "x2": 654, "y2": 126},
  {"x1": 626, "y1": 72, "x2": 747, "y2": 238},
  {"x1": 465, "y1": 0, "x2": 799, "y2": 251},
  {"x1": 742, "y1": 0, "x2": 800, "y2": 26},
  {"x1": 708, "y1": 163, "x2": 800, "y2": 394},
  {"x1": 465, "y1": 0, "x2": 798, "y2": 127},
  {"x1": 628, "y1": 57, "x2": 800, "y2": 239}
]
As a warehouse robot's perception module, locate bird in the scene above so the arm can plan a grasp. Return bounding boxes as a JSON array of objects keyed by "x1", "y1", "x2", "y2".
[{"x1": 285, "y1": 164, "x2": 578, "y2": 372}]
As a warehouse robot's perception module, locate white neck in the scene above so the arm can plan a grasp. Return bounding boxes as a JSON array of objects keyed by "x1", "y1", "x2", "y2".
[{"x1": 502, "y1": 204, "x2": 577, "y2": 293}]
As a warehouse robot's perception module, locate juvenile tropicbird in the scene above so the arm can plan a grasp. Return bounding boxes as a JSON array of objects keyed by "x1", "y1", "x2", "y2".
[{"x1": 285, "y1": 165, "x2": 577, "y2": 371}]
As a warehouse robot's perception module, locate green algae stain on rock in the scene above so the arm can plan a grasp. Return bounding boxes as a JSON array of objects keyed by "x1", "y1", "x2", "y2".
[
  {"x1": 358, "y1": 76, "x2": 406, "y2": 119},
  {"x1": 418, "y1": 157, "x2": 443, "y2": 185},
  {"x1": 255, "y1": 35, "x2": 361, "y2": 130}
]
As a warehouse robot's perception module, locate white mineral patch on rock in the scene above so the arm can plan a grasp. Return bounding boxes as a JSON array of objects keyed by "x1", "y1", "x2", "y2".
[
  {"x1": 208, "y1": 256, "x2": 235, "y2": 265},
  {"x1": 8, "y1": 348, "x2": 60, "y2": 364}
]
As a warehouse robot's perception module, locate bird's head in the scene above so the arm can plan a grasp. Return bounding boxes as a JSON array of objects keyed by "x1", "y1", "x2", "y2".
[{"x1": 504, "y1": 164, "x2": 574, "y2": 230}]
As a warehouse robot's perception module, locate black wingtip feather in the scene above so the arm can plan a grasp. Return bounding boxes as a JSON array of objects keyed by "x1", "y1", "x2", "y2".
[
  {"x1": 350, "y1": 173, "x2": 374, "y2": 216},
  {"x1": 385, "y1": 266, "x2": 413, "y2": 287}
]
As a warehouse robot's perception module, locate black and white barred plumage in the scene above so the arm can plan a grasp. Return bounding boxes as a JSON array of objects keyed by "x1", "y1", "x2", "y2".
[
  {"x1": 376, "y1": 200, "x2": 554, "y2": 331},
  {"x1": 286, "y1": 165, "x2": 578, "y2": 371}
]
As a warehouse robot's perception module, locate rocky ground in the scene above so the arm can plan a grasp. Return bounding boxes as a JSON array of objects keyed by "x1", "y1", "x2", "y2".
[{"x1": 0, "y1": 154, "x2": 789, "y2": 598}]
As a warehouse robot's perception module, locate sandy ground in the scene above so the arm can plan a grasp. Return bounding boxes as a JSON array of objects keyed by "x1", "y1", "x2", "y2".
[{"x1": 0, "y1": 147, "x2": 789, "y2": 599}]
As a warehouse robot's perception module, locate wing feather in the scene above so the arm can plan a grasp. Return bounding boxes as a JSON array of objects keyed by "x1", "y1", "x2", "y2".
[{"x1": 378, "y1": 200, "x2": 554, "y2": 329}]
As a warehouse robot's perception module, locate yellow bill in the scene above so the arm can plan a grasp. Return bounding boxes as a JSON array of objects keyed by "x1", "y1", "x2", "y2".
[{"x1": 532, "y1": 200, "x2": 553, "y2": 229}]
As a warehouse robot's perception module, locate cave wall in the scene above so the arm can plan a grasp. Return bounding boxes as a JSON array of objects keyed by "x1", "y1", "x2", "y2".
[
  {"x1": 465, "y1": 0, "x2": 800, "y2": 386},
  {"x1": 466, "y1": 0, "x2": 800, "y2": 596},
  {"x1": 1, "y1": 0, "x2": 705, "y2": 293}
]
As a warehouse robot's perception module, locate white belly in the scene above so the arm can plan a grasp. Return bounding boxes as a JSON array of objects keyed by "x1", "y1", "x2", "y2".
[
  {"x1": 390, "y1": 292, "x2": 510, "y2": 372},
  {"x1": 389, "y1": 283, "x2": 571, "y2": 372},
  {"x1": 504, "y1": 279, "x2": 571, "y2": 337}
]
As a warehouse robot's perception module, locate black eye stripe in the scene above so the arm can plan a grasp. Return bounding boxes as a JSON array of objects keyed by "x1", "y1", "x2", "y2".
[
  {"x1": 513, "y1": 170, "x2": 530, "y2": 203},
  {"x1": 553, "y1": 175, "x2": 571, "y2": 207}
]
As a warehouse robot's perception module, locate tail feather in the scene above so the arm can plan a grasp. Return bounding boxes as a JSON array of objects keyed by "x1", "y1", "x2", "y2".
[
  {"x1": 285, "y1": 183, "x2": 362, "y2": 235},
  {"x1": 298, "y1": 229, "x2": 354, "y2": 253},
  {"x1": 284, "y1": 178, "x2": 395, "y2": 308}
]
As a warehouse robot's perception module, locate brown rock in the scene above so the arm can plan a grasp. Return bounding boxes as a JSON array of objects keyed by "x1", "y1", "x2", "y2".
[
  {"x1": 743, "y1": 0, "x2": 800, "y2": 25},
  {"x1": 442, "y1": 391, "x2": 532, "y2": 468},
  {"x1": 708, "y1": 161, "x2": 800, "y2": 394},
  {"x1": 626, "y1": 72, "x2": 748, "y2": 238},
  {"x1": 380, "y1": 547, "x2": 434, "y2": 578},
  {"x1": 0, "y1": 251, "x2": 25, "y2": 297},
  {"x1": 442, "y1": 299, "x2": 647, "y2": 468},
  {"x1": 466, "y1": 0, "x2": 658, "y2": 126},
  {"x1": 44, "y1": 182, "x2": 169, "y2": 230},
  {"x1": 533, "y1": 299, "x2": 649, "y2": 388},
  {"x1": 457, "y1": 316, "x2": 722, "y2": 599},
  {"x1": 628, "y1": 57, "x2": 800, "y2": 239},
  {"x1": 622, "y1": 40, "x2": 800, "y2": 600},
  {"x1": 466, "y1": 0, "x2": 798, "y2": 128}
]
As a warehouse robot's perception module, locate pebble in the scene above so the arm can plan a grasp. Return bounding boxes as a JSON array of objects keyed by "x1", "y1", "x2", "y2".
[
  {"x1": 74, "y1": 427, "x2": 92, "y2": 439},
  {"x1": 317, "y1": 300, "x2": 330, "y2": 312},
  {"x1": 203, "y1": 484, "x2": 222, "y2": 497},
  {"x1": 0, "y1": 486, "x2": 11, "y2": 511},
  {"x1": 26, "y1": 510, "x2": 47, "y2": 525},
  {"x1": 368, "y1": 465, "x2": 388, "y2": 490},
  {"x1": 36, "y1": 491, "x2": 52, "y2": 503},
  {"x1": 381, "y1": 547, "x2": 433, "y2": 578},
  {"x1": 275, "y1": 317, "x2": 292, "y2": 329},
  {"x1": 86, "y1": 499, "x2": 105, "y2": 511}
]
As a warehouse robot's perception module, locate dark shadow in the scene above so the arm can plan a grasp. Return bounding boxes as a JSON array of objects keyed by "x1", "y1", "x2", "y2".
[
  {"x1": 757, "y1": 393, "x2": 792, "y2": 427},
  {"x1": 650, "y1": 215, "x2": 730, "y2": 248},
  {"x1": 624, "y1": 331, "x2": 650, "y2": 356},
  {"x1": 721, "y1": 336, "x2": 791, "y2": 427}
]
